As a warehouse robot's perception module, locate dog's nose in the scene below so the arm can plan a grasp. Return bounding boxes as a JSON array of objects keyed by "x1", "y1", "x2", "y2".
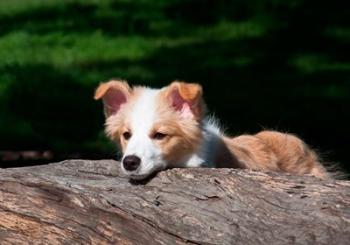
[{"x1": 122, "y1": 155, "x2": 141, "y2": 171}]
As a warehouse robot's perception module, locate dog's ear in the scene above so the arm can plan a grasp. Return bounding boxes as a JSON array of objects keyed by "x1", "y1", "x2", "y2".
[
  {"x1": 94, "y1": 80, "x2": 131, "y2": 117},
  {"x1": 166, "y1": 81, "x2": 205, "y2": 120}
]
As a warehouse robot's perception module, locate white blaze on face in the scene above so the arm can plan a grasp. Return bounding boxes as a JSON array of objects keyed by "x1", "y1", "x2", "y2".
[{"x1": 122, "y1": 88, "x2": 166, "y2": 178}]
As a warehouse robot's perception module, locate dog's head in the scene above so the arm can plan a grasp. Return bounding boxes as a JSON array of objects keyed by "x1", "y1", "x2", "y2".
[{"x1": 95, "y1": 80, "x2": 205, "y2": 180}]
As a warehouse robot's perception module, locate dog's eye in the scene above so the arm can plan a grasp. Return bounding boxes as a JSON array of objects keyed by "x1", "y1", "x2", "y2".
[
  {"x1": 152, "y1": 132, "x2": 167, "y2": 140},
  {"x1": 123, "y1": 132, "x2": 131, "y2": 140}
]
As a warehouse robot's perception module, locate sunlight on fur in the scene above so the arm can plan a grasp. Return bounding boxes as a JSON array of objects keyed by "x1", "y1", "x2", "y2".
[{"x1": 95, "y1": 80, "x2": 330, "y2": 180}]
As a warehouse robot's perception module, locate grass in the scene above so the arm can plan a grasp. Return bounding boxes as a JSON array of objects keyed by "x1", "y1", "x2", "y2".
[
  {"x1": 0, "y1": 21, "x2": 267, "y2": 66},
  {"x1": 0, "y1": 0, "x2": 349, "y2": 171},
  {"x1": 291, "y1": 54, "x2": 350, "y2": 74}
]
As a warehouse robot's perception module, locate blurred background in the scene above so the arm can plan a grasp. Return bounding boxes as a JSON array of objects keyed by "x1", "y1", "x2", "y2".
[{"x1": 0, "y1": 0, "x2": 349, "y2": 174}]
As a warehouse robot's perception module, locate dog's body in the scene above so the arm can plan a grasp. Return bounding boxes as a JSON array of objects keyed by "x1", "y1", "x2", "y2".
[{"x1": 95, "y1": 80, "x2": 329, "y2": 180}]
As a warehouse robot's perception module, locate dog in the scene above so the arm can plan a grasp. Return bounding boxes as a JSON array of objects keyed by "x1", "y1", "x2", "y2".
[{"x1": 95, "y1": 80, "x2": 329, "y2": 180}]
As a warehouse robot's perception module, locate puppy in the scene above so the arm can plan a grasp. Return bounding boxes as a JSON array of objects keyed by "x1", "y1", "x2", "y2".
[{"x1": 95, "y1": 80, "x2": 329, "y2": 180}]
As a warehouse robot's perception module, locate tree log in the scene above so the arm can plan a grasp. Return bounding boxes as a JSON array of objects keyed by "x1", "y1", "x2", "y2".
[{"x1": 0, "y1": 160, "x2": 349, "y2": 245}]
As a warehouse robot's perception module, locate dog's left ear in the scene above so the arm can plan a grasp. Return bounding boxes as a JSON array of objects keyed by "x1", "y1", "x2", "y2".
[{"x1": 166, "y1": 81, "x2": 205, "y2": 120}]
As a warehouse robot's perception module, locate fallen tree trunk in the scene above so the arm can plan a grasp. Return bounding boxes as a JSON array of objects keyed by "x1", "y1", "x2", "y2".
[{"x1": 0, "y1": 160, "x2": 349, "y2": 245}]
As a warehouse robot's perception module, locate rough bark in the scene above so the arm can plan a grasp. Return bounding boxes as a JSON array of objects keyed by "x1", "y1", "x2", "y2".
[{"x1": 0, "y1": 160, "x2": 349, "y2": 245}]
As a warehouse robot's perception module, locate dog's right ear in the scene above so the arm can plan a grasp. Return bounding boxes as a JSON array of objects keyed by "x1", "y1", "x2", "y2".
[{"x1": 94, "y1": 80, "x2": 131, "y2": 117}]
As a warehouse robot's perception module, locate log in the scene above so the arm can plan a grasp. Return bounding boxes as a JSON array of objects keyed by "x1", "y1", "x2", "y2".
[{"x1": 0, "y1": 160, "x2": 349, "y2": 245}]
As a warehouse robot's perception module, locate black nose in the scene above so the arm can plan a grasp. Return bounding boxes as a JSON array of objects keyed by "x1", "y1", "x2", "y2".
[{"x1": 122, "y1": 155, "x2": 141, "y2": 171}]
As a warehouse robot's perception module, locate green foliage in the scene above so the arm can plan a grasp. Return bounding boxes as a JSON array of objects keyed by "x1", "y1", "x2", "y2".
[{"x1": 0, "y1": 0, "x2": 349, "y2": 169}]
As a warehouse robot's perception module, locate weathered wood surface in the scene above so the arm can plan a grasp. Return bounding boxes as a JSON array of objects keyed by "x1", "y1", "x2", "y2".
[{"x1": 0, "y1": 160, "x2": 349, "y2": 245}]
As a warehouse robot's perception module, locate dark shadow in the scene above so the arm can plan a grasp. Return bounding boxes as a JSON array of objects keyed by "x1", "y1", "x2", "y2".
[
  {"x1": 0, "y1": 0, "x2": 349, "y2": 172},
  {"x1": 128, "y1": 170, "x2": 160, "y2": 185},
  {"x1": 0, "y1": 64, "x2": 112, "y2": 166}
]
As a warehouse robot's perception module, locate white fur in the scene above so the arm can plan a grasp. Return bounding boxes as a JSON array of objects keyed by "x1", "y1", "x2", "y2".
[
  {"x1": 121, "y1": 89, "x2": 223, "y2": 179},
  {"x1": 122, "y1": 88, "x2": 167, "y2": 179},
  {"x1": 181, "y1": 118, "x2": 222, "y2": 168}
]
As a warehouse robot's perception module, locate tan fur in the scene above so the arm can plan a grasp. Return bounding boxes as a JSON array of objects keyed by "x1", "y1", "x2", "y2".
[
  {"x1": 95, "y1": 80, "x2": 330, "y2": 179},
  {"x1": 103, "y1": 87, "x2": 144, "y2": 146},
  {"x1": 94, "y1": 80, "x2": 131, "y2": 100},
  {"x1": 94, "y1": 80, "x2": 131, "y2": 117},
  {"x1": 213, "y1": 131, "x2": 328, "y2": 178},
  {"x1": 165, "y1": 81, "x2": 206, "y2": 121},
  {"x1": 153, "y1": 91, "x2": 203, "y2": 166},
  {"x1": 98, "y1": 83, "x2": 202, "y2": 167}
]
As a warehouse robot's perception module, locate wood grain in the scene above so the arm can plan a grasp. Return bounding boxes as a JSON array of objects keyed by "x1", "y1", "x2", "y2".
[{"x1": 0, "y1": 160, "x2": 349, "y2": 244}]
